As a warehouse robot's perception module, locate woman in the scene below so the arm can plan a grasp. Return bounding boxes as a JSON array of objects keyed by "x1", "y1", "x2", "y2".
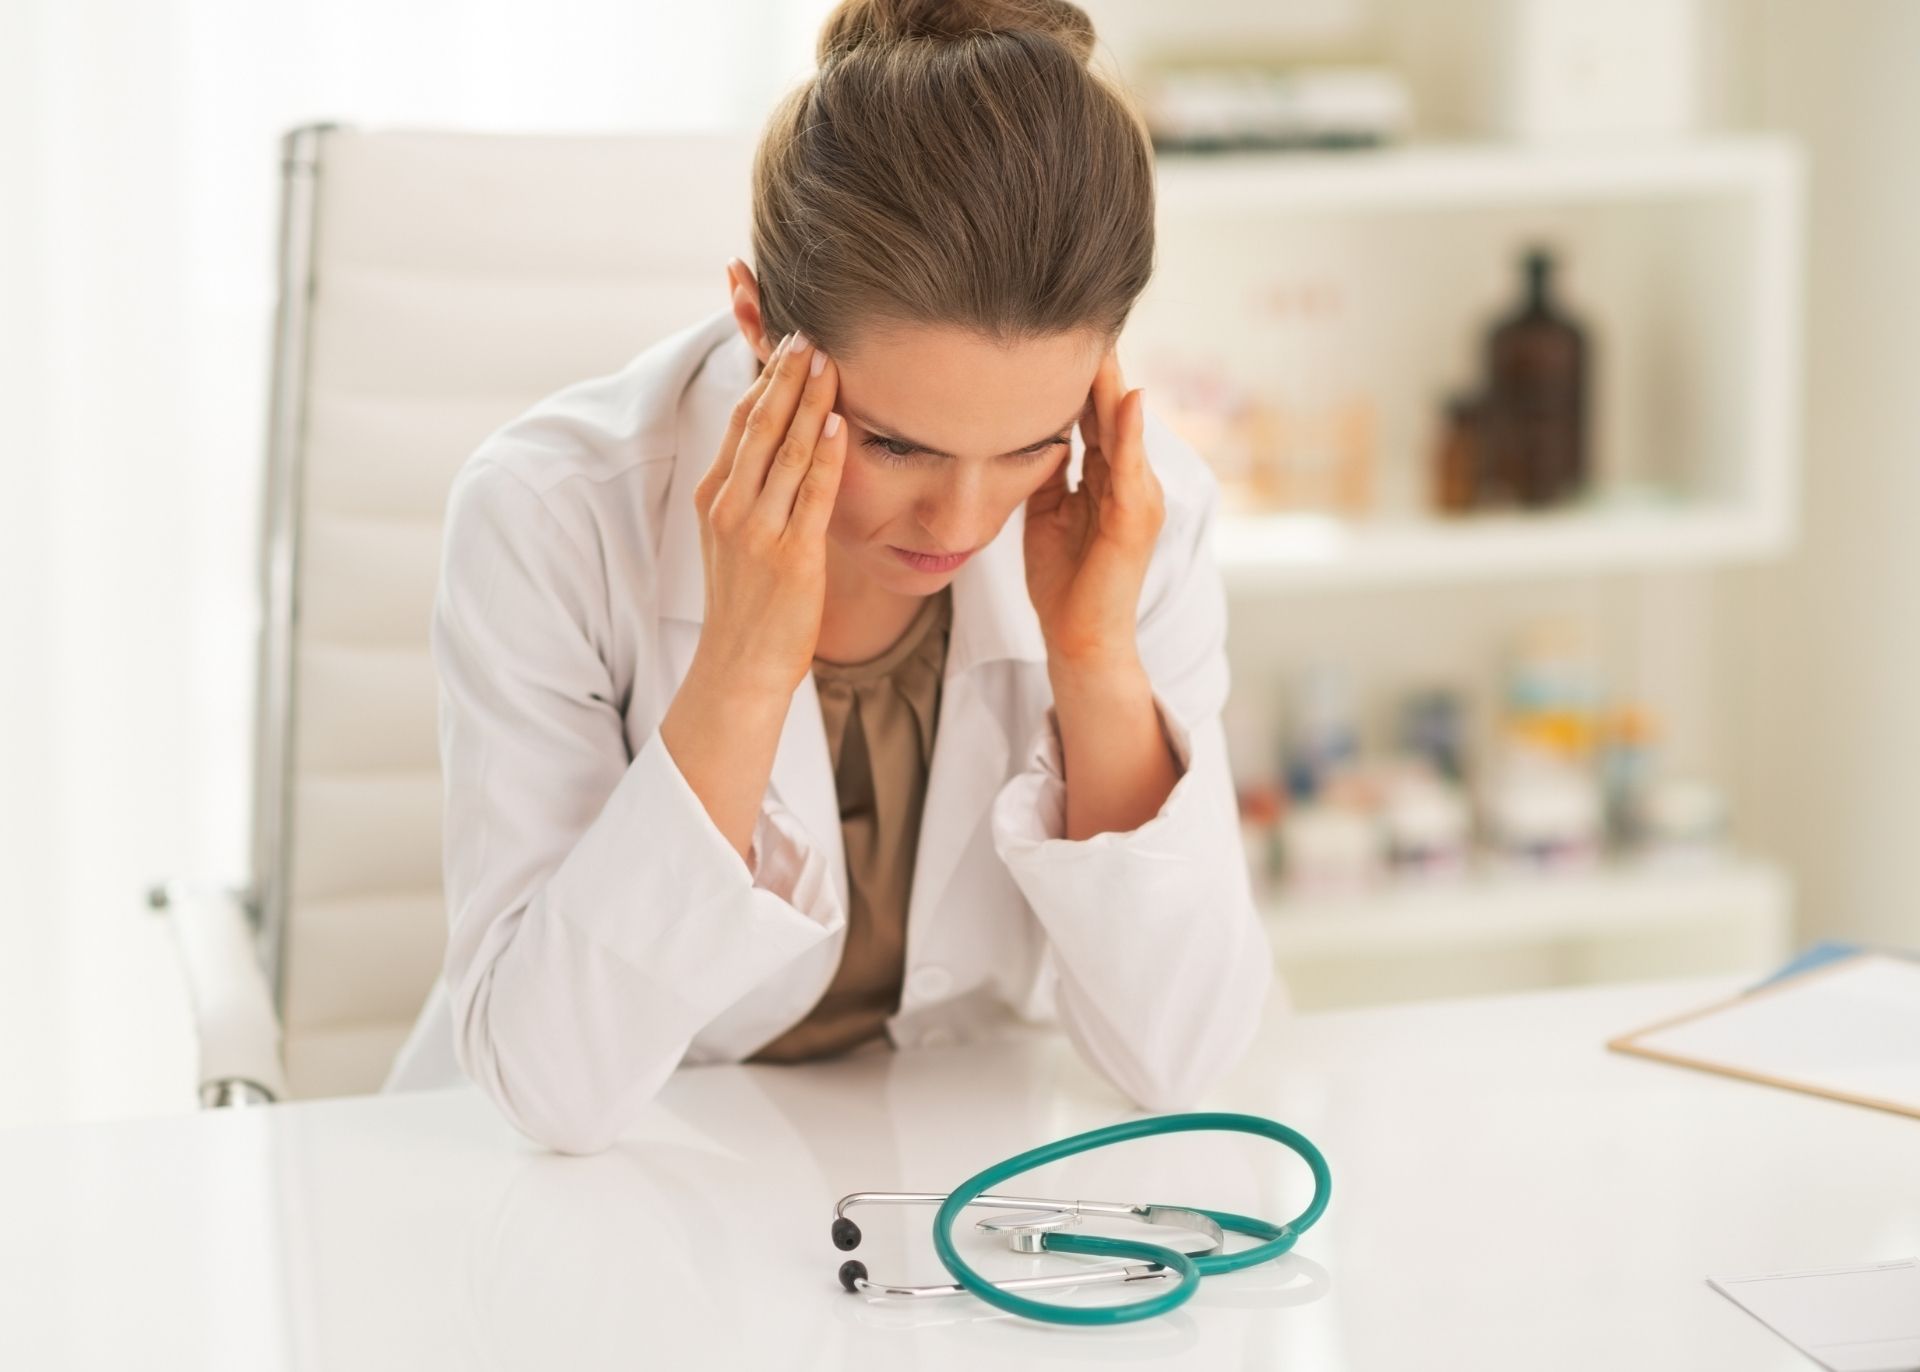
[{"x1": 388, "y1": 0, "x2": 1277, "y2": 1154}]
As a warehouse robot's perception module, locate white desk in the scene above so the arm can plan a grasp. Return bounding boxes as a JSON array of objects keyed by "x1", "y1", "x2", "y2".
[{"x1": 3, "y1": 971, "x2": 1914, "y2": 1370}]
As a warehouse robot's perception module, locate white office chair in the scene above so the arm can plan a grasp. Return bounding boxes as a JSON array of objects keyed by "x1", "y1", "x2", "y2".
[{"x1": 150, "y1": 121, "x2": 757, "y2": 1104}]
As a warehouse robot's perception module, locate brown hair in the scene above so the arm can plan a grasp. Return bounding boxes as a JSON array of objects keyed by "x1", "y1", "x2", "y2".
[{"x1": 748, "y1": 0, "x2": 1156, "y2": 357}]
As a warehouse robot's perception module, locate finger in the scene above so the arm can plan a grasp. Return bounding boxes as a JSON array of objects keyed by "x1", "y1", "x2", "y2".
[
  {"x1": 1025, "y1": 444, "x2": 1072, "y2": 517},
  {"x1": 1063, "y1": 390, "x2": 1099, "y2": 495},
  {"x1": 714, "y1": 331, "x2": 814, "y2": 517},
  {"x1": 698, "y1": 332, "x2": 789, "y2": 515},
  {"x1": 1080, "y1": 384, "x2": 1115, "y2": 496},
  {"x1": 1106, "y1": 389, "x2": 1161, "y2": 531},
  {"x1": 1034, "y1": 442, "x2": 1071, "y2": 496},
  {"x1": 1077, "y1": 373, "x2": 1104, "y2": 458},
  {"x1": 1082, "y1": 439, "x2": 1111, "y2": 508},
  {"x1": 784, "y1": 406, "x2": 847, "y2": 545},
  {"x1": 755, "y1": 345, "x2": 840, "y2": 529},
  {"x1": 1091, "y1": 350, "x2": 1122, "y2": 467},
  {"x1": 1107, "y1": 386, "x2": 1148, "y2": 485}
]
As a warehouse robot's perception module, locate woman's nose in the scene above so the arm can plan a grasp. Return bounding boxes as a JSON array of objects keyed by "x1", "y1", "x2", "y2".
[{"x1": 917, "y1": 481, "x2": 991, "y2": 551}]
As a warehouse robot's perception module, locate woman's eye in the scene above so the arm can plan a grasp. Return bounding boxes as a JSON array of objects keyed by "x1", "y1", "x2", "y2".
[
  {"x1": 861, "y1": 435, "x2": 922, "y2": 464},
  {"x1": 858, "y1": 434, "x2": 1070, "y2": 466}
]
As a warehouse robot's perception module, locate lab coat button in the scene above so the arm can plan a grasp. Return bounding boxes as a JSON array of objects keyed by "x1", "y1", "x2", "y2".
[{"x1": 908, "y1": 965, "x2": 952, "y2": 1000}]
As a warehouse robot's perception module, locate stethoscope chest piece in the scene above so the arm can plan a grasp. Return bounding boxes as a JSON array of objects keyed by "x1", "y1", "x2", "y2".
[{"x1": 974, "y1": 1209, "x2": 1075, "y2": 1254}]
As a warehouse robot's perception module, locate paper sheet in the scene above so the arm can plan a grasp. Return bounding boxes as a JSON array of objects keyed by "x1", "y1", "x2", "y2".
[{"x1": 1709, "y1": 1257, "x2": 1920, "y2": 1371}]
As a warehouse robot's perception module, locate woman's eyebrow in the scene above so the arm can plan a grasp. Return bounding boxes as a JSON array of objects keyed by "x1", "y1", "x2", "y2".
[{"x1": 843, "y1": 407, "x2": 1084, "y2": 459}]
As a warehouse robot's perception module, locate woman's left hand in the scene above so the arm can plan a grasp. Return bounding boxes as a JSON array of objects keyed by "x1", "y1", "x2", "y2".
[{"x1": 1024, "y1": 347, "x2": 1165, "y2": 669}]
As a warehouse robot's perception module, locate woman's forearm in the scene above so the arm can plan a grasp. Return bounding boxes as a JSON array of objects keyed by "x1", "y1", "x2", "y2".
[
  {"x1": 659, "y1": 653, "x2": 792, "y2": 862},
  {"x1": 1049, "y1": 653, "x2": 1181, "y2": 841}
]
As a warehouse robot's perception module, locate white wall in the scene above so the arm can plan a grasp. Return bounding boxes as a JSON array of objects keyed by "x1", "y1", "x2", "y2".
[{"x1": 1719, "y1": 1, "x2": 1920, "y2": 948}]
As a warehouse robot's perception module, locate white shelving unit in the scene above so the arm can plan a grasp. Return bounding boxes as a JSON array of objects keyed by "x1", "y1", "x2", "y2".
[
  {"x1": 1136, "y1": 136, "x2": 1807, "y2": 1007},
  {"x1": 1264, "y1": 857, "x2": 1794, "y2": 1011},
  {"x1": 1211, "y1": 502, "x2": 1789, "y2": 593},
  {"x1": 1152, "y1": 137, "x2": 1798, "y2": 214},
  {"x1": 1142, "y1": 136, "x2": 1805, "y2": 594}
]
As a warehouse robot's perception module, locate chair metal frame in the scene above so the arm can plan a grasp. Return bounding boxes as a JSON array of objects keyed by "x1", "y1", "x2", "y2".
[{"x1": 150, "y1": 122, "x2": 341, "y2": 1107}]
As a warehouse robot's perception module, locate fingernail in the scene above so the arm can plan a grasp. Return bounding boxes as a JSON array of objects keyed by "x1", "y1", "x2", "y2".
[
  {"x1": 823, "y1": 412, "x2": 841, "y2": 438},
  {"x1": 809, "y1": 348, "x2": 827, "y2": 377},
  {"x1": 790, "y1": 330, "x2": 811, "y2": 354}
]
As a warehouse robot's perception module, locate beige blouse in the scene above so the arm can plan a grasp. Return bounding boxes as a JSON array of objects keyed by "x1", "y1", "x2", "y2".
[{"x1": 747, "y1": 589, "x2": 953, "y2": 1064}]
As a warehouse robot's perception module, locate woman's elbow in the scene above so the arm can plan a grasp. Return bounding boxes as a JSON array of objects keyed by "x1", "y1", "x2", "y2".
[
  {"x1": 1127, "y1": 956, "x2": 1274, "y2": 1110},
  {"x1": 451, "y1": 983, "x2": 665, "y2": 1157},
  {"x1": 476, "y1": 1050, "x2": 654, "y2": 1157}
]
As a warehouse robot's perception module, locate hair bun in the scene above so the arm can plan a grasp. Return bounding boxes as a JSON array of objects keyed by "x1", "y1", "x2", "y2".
[{"x1": 818, "y1": 0, "x2": 1096, "y2": 66}]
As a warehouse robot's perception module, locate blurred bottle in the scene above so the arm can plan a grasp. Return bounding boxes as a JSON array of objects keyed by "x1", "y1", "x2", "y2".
[
  {"x1": 1432, "y1": 391, "x2": 1486, "y2": 515},
  {"x1": 1237, "y1": 783, "x2": 1285, "y2": 902},
  {"x1": 1598, "y1": 703, "x2": 1658, "y2": 848},
  {"x1": 1397, "y1": 686, "x2": 1469, "y2": 784},
  {"x1": 1635, "y1": 778, "x2": 1729, "y2": 868},
  {"x1": 1380, "y1": 760, "x2": 1472, "y2": 882},
  {"x1": 1270, "y1": 397, "x2": 1374, "y2": 515},
  {"x1": 1284, "y1": 665, "x2": 1361, "y2": 802},
  {"x1": 1261, "y1": 276, "x2": 1375, "y2": 516},
  {"x1": 1487, "y1": 619, "x2": 1605, "y2": 871},
  {"x1": 1502, "y1": 618, "x2": 1602, "y2": 765},
  {"x1": 1279, "y1": 802, "x2": 1384, "y2": 897},
  {"x1": 1482, "y1": 246, "x2": 1589, "y2": 507},
  {"x1": 1146, "y1": 351, "x2": 1269, "y2": 516},
  {"x1": 1485, "y1": 749, "x2": 1603, "y2": 872}
]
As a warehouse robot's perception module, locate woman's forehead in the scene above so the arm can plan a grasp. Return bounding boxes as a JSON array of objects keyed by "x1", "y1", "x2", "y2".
[{"x1": 835, "y1": 324, "x2": 1104, "y2": 455}]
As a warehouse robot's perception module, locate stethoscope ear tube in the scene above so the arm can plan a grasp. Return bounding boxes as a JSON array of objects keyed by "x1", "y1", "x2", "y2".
[{"x1": 928, "y1": 1111, "x2": 1332, "y2": 1326}]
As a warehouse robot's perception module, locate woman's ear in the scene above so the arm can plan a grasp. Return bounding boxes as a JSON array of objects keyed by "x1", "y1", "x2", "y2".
[{"x1": 725, "y1": 258, "x2": 774, "y2": 363}]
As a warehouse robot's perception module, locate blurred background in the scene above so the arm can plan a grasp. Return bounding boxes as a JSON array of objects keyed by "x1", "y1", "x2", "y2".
[{"x1": 3, "y1": 0, "x2": 1915, "y2": 1128}]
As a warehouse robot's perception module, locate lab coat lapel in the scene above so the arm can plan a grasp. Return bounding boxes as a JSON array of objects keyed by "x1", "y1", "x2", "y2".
[
  {"x1": 768, "y1": 672, "x2": 848, "y2": 915},
  {"x1": 908, "y1": 506, "x2": 1048, "y2": 930}
]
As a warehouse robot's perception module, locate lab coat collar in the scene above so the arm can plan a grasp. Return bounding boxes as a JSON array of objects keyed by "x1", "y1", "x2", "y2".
[{"x1": 661, "y1": 313, "x2": 1050, "y2": 680}]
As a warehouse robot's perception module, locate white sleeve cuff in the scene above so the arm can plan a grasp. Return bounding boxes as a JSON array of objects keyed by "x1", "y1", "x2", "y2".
[{"x1": 541, "y1": 726, "x2": 845, "y2": 1018}]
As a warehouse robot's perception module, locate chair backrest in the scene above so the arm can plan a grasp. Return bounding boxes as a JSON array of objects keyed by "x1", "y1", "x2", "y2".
[{"x1": 257, "y1": 122, "x2": 756, "y2": 1096}]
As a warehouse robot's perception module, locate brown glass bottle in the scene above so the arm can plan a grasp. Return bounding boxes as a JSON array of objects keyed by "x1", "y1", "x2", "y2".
[
  {"x1": 1432, "y1": 391, "x2": 1484, "y2": 514},
  {"x1": 1483, "y1": 248, "x2": 1589, "y2": 507}
]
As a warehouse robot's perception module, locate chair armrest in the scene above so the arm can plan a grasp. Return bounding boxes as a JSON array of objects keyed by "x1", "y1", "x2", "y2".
[{"x1": 148, "y1": 881, "x2": 290, "y2": 1105}]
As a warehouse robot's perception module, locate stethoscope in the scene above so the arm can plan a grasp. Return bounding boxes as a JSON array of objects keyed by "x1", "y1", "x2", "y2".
[{"x1": 829, "y1": 1111, "x2": 1332, "y2": 1326}]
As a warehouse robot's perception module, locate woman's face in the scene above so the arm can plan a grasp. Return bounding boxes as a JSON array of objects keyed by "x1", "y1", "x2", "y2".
[{"x1": 822, "y1": 322, "x2": 1108, "y2": 596}]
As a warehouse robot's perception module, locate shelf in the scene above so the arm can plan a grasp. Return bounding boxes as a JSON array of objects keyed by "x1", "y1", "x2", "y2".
[
  {"x1": 1212, "y1": 503, "x2": 1794, "y2": 593},
  {"x1": 1153, "y1": 136, "x2": 1800, "y2": 215},
  {"x1": 1262, "y1": 855, "x2": 1791, "y2": 961}
]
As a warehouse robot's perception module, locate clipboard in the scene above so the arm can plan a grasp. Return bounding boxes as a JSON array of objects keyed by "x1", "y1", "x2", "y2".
[{"x1": 1607, "y1": 952, "x2": 1920, "y2": 1121}]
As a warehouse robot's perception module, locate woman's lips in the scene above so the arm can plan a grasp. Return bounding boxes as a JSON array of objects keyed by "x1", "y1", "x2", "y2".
[{"x1": 888, "y1": 545, "x2": 973, "y2": 574}]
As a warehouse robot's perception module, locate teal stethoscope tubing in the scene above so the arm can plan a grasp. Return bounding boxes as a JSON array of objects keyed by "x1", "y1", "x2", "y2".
[{"x1": 930, "y1": 1111, "x2": 1332, "y2": 1326}]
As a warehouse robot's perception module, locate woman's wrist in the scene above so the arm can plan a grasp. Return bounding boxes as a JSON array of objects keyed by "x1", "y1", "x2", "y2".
[
  {"x1": 1046, "y1": 639, "x2": 1148, "y2": 707},
  {"x1": 661, "y1": 650, "x2": 795, "y2": 862},
  {"x1": 679, "y1": 646, "x2": 798, "y2": 723}
]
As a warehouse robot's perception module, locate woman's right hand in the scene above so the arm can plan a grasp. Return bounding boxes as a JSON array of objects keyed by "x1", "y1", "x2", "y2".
[{"x1": 687, "y1": 329, "x2": 847, "y2": 700}]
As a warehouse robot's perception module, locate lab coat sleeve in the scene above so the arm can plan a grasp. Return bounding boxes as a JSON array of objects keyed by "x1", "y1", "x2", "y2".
[
  {"x1": 989, "y1": 440, "x2": 1278, "y2": 1112},
  {"x1": 430, "y1": 459, "x2": 844, "y2": 1155}
]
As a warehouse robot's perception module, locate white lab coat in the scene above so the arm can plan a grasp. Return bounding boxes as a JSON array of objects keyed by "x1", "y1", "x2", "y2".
[{"x1": 386, "y1": 307, "x2": 1278, "y2": 1154}]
